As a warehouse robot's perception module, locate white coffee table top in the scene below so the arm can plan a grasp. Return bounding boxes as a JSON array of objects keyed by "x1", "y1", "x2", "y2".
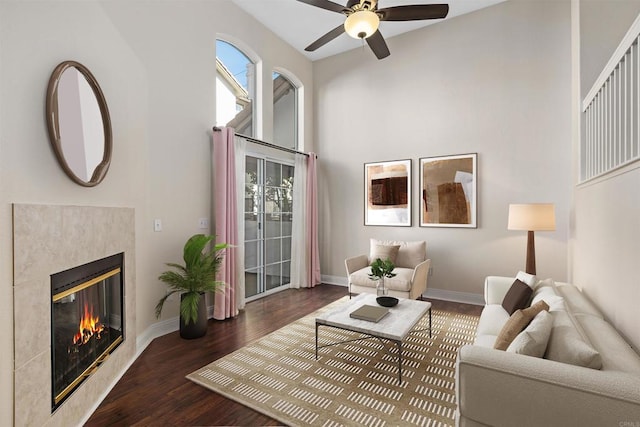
[{"x1": 316, "y1": 293, "x2": 431, "y2": 341}]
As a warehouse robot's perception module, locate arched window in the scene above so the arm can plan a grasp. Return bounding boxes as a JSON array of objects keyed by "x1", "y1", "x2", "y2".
[
  {"x1": 272, "y1": 71, "x2": 300, "y2": 150},
  {"x1": 216, "y1": 39, "x2": 256, "y2": 137}
]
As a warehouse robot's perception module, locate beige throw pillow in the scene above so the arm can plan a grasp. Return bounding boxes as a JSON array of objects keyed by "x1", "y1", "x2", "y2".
[
  {"x1": 370, "y1": 239, "x2": 426, "y2": 268},
  {"x1": 507, "y1": 310, "x2": 554, "y2": 357},
  {"x1": 397, "y1": 241, "x2": 426, "y2": 268},
  {"x1": 370, "y1": 244, "x2": 400, "y2": 265},
  {"x1": 494, "y1": 300, "x2": 550, "y2": 351},
  {"x1": 544, "y1": 311, "x2": 602, "y2": 369}
]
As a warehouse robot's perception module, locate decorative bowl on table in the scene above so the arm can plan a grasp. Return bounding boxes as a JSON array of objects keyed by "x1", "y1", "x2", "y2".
[{"x1": 376, "y1": 296, "x2": 399, "y2": 307}]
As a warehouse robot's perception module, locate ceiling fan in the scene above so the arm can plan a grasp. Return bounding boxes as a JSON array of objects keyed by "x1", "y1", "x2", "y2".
[{"x1": 297, "y1": 0, "x2": 449, "y2": 59}]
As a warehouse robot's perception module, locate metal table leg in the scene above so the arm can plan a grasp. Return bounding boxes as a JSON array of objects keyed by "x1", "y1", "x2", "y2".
[
  {"x1": 397, "y1": 341, "x2": 402, "y2": 384},
  {"x1": 315, "y1": 322, "x2": 319, "y2": 359}
]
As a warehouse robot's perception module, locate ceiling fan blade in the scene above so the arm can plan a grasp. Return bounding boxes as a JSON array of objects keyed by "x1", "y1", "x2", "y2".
[
  {"x1": 366, "y1": 30, "x2": 390, "y2": 60},
  {"x1": 296, "y1": 0, "x2": 350, "y2": 14},
  {"x1": 378, "y1": 4, "x2": 449, "y2": 21},
  {"x1": 305, "y1": 24, "x2": 346, "y2": 51}
]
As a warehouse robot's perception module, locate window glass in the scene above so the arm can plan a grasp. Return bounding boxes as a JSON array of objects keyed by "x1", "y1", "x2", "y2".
[
  {"x1": 273, "y1": 72, "x2": 297, "y2": 149},
  {"x1": 244, "y1": 156, "x2": 293, "y2": 300},
  {"x1": 216, "y1": 40, "x2": 255, "y2": 137}
]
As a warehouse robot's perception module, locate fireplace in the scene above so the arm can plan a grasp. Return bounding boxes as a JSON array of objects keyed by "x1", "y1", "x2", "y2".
[{"x1": 50, "y1": 253, "x2": 125, "y2": 412}]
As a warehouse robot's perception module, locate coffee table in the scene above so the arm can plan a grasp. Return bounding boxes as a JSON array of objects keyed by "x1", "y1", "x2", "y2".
[{"x1": 315, "y1": 293, "x2": 432, "y2": 384}]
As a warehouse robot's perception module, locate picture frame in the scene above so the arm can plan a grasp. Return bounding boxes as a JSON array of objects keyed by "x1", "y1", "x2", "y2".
[
  {"x1": 364, "y1": 159, "x2": 411, "y2": 227},
  {"x1": 419, "y1": 153, "x2": 477, "y2": 228}
]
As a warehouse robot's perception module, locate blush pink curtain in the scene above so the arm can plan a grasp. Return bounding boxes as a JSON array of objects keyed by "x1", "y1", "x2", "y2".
[
  {"x1": 307, "y1": 153, "x2": 321, "y2": 287},
  {"x1": 213, "y1": 127, "x2": 238, "y2": 320}
]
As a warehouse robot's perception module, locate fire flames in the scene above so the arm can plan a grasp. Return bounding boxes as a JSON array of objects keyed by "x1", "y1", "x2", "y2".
[{"x1": 72, "y1": 303, "x2": 105, "y2": 346}]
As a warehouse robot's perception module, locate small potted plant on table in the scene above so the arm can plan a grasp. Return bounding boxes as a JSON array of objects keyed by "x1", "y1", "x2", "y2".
[
  {"x1": 369, "y1": 258, "x2": 397, "y2": 298},
  {"x1": 155, "y1": 234, "x2": 228, "y2": 339}
]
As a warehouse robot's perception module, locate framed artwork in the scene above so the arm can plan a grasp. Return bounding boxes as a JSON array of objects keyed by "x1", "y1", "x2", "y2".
[
  {"x1": 419, "y1": 153, "x2": 477, "y2": 228},
  {"x1": 364, "y1": 159, "x2": 411, "y2": 226}
]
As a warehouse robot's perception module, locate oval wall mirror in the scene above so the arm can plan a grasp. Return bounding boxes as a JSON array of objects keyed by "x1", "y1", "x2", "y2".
[{"x1": 46, "y1": 61, "x2": 112, "y2": 187}]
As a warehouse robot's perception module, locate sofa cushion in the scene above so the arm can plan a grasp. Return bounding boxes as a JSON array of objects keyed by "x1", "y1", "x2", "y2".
[
  {"x1": 506, "y1": 310, "x2": 553, "y2": 357},
  {"x1": 370, "y1": 239, "x2": 425, "y2": 269},
  {"x1": 383, "y1": 268, "x2": 416, "y2": 292},
  {"x1": 494, "y1": 301, "x2": 549, "y2": 350},
  {"x1": 535, "y1": 277, "x2": 555, "y2": 290},
  {"x1": 370, "y1": 244, "x2": 400, "y2": 265},
  {"x1": 501, "y1": 279, "x2": 533, "y2": 315},
  {"x1": 574, "y1": 314, "x2": 640, "y2": 373},
  {"x1": 544, "y1": 311, "x2": 602, "y2": 369},
  {"x1": 473, "y1": 334, "x2": 498, "y2": 348},
  {"x1": 348, "y1": 267, "x2": 414, "y2": 292},
  {"x1": 476, "y1": 304, "x2": 511, "y2": 337},
  {"x1": 555, "y1": 284, "x2": 603, "y2": 318},
  {"x1": 531, "y1": 285, "x2": 565, "y2": 311}
]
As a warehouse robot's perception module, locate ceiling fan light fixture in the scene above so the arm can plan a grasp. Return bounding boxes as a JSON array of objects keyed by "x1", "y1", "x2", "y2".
[{"x1": 344, "y1": 10, "x2": 380, "y2": 39}]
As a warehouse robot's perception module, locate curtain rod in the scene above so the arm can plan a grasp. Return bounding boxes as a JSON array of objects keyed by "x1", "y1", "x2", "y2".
[{"x1": 213, "y1": 126, "x2": 310, "y2": 158}]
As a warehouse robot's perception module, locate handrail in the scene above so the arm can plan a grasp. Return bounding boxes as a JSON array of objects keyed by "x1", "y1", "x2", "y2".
[
  {"x1": 580, "y1": 13, "x2": 640, "y2": 183},
  {"x1": 583, "y1": 14, "x2": 640, "y2": 111}
]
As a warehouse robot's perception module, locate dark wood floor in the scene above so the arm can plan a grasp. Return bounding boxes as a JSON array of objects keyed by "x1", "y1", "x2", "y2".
[{"x1": 86, "y1": 284, "x2": 482, "y2": 426}]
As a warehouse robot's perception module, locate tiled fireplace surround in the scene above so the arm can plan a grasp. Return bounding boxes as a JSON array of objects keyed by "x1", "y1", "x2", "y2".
[{"x1": 13, "y1": 204, "x2": 136, "y2": 426}]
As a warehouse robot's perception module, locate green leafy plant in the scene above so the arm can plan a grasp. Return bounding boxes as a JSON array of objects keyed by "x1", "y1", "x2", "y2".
[
  {"x1": 155, "y1": 234, "x2": 229, "y2": 325},
  {"x1": 368, "y1": 258, "x2": 397, "y2": 281}
]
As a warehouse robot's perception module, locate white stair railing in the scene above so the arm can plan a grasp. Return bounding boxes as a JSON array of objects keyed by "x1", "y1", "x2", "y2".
[{"x1": 582, "y1": 14, "x2": 640, "y2": 183}]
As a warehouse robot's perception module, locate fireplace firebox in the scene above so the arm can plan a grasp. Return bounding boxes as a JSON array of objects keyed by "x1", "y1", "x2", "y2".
[{"x1": 50, "y1": 253, "x2": 124, "y2": 412}]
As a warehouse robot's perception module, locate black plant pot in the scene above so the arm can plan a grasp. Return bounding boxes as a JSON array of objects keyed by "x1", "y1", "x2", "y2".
[{"x1": 179, "y1": 292, "x2": 207, "y2": 339}]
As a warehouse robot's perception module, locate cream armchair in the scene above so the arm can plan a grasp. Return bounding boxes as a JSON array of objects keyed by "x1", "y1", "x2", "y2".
[{"x1": 345, "y1": 239, "x2": 430, "y2": 300}]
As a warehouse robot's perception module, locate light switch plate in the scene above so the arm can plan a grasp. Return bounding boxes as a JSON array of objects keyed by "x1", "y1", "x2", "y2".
[{"x1": 198, "y1": 218, "x2": 209, "y2": 229}]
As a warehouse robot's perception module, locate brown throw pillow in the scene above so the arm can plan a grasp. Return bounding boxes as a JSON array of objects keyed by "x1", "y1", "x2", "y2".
[
  {"x1": 494, "y1": 300, "x2": 550, "y2": 350},
  {"x1": 370, "y1": 244, "x2": 400, "y2": 265},
  {"x1": 502, "y1": 279, "x2": 533, "y2": 315},
  {"x1": 522, "y1": 300, "x2": 550, "y2": 319}
]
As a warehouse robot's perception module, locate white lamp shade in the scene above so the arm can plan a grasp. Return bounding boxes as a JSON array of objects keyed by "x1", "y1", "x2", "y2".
[
  {"x1": 508, "y1": 203, "x2": 556, "y2": 231},
  {"x1": 344, "y1": 10, "x2": 380, "y2": 39}
]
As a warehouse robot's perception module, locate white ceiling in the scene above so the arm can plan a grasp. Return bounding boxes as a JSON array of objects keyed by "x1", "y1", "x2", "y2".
[{"x1": 231, "y1": 0, "x2": 507, "y2": 61}]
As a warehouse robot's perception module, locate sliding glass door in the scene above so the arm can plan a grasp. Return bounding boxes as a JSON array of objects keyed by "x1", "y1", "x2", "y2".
[{"x1": 244, "y1": 156, "x2": 293, "y2": 301}]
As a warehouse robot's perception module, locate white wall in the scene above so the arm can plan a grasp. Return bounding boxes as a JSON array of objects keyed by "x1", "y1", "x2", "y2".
[
  {"x1": 572, "y1": 0, "x2": 640, "y2": 351},
  {"x1": 313, "y1": 0, "x2": 572, "y2": 299},
  {"x1": 0, "y1": 0, "x2": 313, "y2": 422}
]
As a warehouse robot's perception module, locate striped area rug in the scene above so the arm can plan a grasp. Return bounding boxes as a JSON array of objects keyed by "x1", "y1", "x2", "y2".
[{"x1": 187, "y1": 297, "x2": 479, "y2": 427}]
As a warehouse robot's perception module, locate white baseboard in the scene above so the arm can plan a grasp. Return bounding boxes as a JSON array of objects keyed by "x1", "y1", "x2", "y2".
[
  {"x1": 135, "y1": 304, "x2": 217, "y2": 355},
  {"x1": 321, "y1": 274, "x2": 482, "y2": 305},
  {"x1": 135, "y1": 317, "x2": 179, "y2": 357},
  {"x1": 321, "y1": 274, "x2": 347, "y2": 286},
  {"x1": 424, "y1": 288, "x2": 484, "y2": 306}
]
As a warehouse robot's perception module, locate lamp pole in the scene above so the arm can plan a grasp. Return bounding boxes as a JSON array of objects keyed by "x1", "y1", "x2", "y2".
[{"x1": 526, "y1": 230, "x2": 536, "y2": 275}]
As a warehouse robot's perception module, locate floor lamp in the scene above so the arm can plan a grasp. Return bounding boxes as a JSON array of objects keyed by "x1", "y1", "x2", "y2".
[{"x1": 507, "y1": 204, "x2": 556, "y2": 275}]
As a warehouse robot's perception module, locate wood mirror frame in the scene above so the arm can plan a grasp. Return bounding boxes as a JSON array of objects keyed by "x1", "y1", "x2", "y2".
[{"x1": 45, "y1": 61, "x2": 112, "y2": 187}]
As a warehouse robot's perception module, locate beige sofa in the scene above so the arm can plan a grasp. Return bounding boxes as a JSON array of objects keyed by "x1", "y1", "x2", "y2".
[
  {"x1": 455, "y1": 275, "x2": 640, "y2": 426},
  {"x1": 345, "y1": 239, "x2": 430, "y2": 299}
]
